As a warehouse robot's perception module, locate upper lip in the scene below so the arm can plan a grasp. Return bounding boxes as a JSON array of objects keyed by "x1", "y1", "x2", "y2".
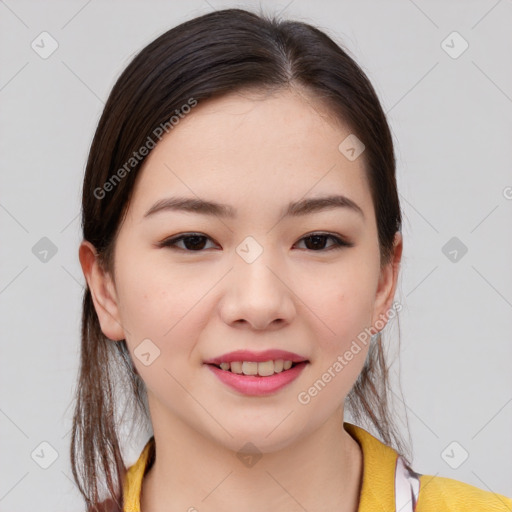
[{"x1": 204, "y1": 349, "x2": 308, "y2": 365}]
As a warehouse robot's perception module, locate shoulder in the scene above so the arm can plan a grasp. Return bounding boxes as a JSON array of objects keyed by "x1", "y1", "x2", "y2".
[{"x1": 416, "y1": 474, "x2": 512, "y2": 511}]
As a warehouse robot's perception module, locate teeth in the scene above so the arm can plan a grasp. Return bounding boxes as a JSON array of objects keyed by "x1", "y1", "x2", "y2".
[
  {"x1": 274, "y1": 360, "x2": 284, "y2": 373},
  {"x1": 242, "y1": 361, "x2": 259, "y2": 376},
  {"x1": 217, "y1": 359, "x2": 297, "y2": 376}
]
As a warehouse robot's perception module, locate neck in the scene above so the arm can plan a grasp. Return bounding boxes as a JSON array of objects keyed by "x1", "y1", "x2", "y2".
[{"x1": 140, "y1": 406, "x2": 363, "y2": 512}]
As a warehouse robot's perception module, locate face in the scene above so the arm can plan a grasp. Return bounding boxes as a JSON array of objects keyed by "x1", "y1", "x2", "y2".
[{"x1": 81, "y1": 87, "x2": 402, "y2": 453}]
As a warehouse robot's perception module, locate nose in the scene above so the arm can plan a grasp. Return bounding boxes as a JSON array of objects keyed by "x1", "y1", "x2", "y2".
[{"x1": 219, "y1": 249, "x2": 296, "y2": 331}]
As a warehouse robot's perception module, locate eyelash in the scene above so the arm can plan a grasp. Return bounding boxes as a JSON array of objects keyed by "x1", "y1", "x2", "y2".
[{"x1": 157, "y1": 232, "x2": 354, "y2": 252}]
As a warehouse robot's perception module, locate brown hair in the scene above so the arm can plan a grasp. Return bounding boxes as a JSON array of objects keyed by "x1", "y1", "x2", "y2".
[{"x1": 71, "y1": 7, "x2": 410, "y2": 510}]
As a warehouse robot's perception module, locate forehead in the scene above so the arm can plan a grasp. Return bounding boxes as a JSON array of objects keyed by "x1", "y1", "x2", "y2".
[{"x1": 129, "y1": 88, "x2": 373, "y2": 221}]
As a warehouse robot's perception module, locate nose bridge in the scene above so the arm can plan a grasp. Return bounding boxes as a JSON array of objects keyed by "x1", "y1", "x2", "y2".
[
  {"x1": 234, "y1": 234, "x2": 283, "y2": 297},
  {"x1": 220, "y1": 235, "x2": 294, "y2": 329}
]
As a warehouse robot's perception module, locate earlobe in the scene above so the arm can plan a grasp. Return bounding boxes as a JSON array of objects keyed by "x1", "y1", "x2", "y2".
[
  {"x1": 78, "y1": 240, "x2": 125, "y2": 341},
  {"x1": 371, "y1": 232, "x2": 403, "y2": 329}
]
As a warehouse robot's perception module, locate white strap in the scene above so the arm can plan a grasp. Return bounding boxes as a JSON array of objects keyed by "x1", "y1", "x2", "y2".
[{"x1": 395, "y1": 456, "x2": 421, "y2": 511}]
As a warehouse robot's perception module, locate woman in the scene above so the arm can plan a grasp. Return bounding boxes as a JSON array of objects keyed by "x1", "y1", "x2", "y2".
[{"x1": 71, "y1": 8, "x2": 511, "y2": 511}]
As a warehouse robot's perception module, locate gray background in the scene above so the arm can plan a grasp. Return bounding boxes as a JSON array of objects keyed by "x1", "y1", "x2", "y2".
[{"x1": 1, "y1": 0, "x2": 511, "y2": 510}]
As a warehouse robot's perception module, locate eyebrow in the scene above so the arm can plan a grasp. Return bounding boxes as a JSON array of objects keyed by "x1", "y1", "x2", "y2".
[{"x1": 144, "y1": 194, "x2": 365, "y2": 220}]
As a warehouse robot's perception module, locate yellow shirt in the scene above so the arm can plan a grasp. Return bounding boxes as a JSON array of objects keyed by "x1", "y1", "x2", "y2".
[{"x1": 122, "y1": 422, "x2": 511, "y2": 511}]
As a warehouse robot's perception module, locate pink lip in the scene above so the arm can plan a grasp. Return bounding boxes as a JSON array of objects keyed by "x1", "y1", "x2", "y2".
[
  {"x1": 203, "y1": 349, "x2": 308, "y2": 365},
  {"x1": 206, "y1": 361, "x2": 308, "y2": 396}
]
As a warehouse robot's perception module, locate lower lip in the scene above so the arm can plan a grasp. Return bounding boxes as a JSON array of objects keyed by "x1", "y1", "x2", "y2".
[{"x1": 206, "y1": 362, "x2": 308, "y2": 396}]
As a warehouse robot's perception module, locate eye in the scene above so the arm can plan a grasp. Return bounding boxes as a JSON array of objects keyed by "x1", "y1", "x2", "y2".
[
  {"x1": 294, "y1": 232, "x2": 353, "y2": 251},
  {"x1": 158, "y1": 233, "x2": 218, "y2": 251}
]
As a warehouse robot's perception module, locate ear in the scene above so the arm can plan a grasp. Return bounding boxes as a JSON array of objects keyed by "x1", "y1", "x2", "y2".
[
  {"x1": 371, "y1": 232, "x2": 403, "y2": 329},
  {"x1": 78, "y1": 240, "x2": 125, "y2": 341}
]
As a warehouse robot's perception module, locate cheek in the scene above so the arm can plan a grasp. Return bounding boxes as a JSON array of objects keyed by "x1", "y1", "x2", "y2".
[
  {"x1": 305, "y1": 263, "x2": 377, "y2": 347},
  {"x1": 114, "y1": 260, "x2": 212, "y2": 401},
  {"x1": 318, "y1": 290, "x2": 373, "y2": 383},
  {"x1": 332, "y1": 285, "x2": 374, "y2": 344},
  {"x1": 114, "y1": 255, "x2": 206, "y2": 355},
  {"x1": 299, "y1": 256, "x2": 377, "y2": 395}
]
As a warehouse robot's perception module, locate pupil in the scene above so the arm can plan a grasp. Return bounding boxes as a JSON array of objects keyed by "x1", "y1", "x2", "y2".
[
  {"x1": 185, "y1": 236, "x2": 206, "y2": 250},
  {"x1": 305, "y1": 235, "x2": 326, "y2": 250}
]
